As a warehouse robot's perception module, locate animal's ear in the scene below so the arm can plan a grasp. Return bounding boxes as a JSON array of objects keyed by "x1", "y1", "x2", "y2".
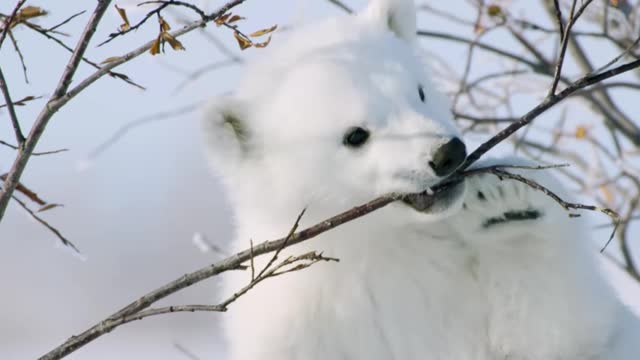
[
  {"x1": 202, "y1": 95, "x2": 252, "y2": 169},
  {"x1": 362, "y1": 0, "x2": 417, "y2": 42}
]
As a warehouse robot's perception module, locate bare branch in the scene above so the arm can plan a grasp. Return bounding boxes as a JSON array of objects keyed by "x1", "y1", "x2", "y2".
[
  {"x1": 0, "y1": 0, "x2": 112, "y2": 223},
  {"x1": 40, "y1": 162, "x2": 612, "y2": 360},
  {"x1": 38, "y1": 193, "x2": 393, "y2": 360},
  {"x1": 0, "y1": 0, "x2": 247, "y2": 224},
  {"x1": 461, "y1": 57, "x2": 640, "y2": 170},
  {"x1": 46, "y1": 10, "x2": 86, "y2": 32}
]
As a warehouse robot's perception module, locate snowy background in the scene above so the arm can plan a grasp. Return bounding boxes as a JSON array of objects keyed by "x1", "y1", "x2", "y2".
[{"x1": 1, "y1": 1, "x2": 639, "y2": 359}]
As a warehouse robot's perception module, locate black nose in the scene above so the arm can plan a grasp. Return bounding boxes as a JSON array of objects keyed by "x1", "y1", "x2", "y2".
[{"x1": 429, "y1": 137, "x2": 467, "y2": 176}]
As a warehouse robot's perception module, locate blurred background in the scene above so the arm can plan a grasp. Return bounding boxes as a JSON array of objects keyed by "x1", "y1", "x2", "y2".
[{"x1": 1, "y1": 0, "x2": 639, "y2": 359}]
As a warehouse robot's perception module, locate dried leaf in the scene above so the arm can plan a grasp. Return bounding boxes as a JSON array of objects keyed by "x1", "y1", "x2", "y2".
[
  {"x1": 487, "y1": 4, "x2": 502, "y2": 17},
  {"x1": 161, "y1": 32, "x2": 185, "y2": 51},
  {"x1": 215, "y1": 12, "x2": 232, "y2": 26},
  {"x1": 233, "y1": 31, "x2": 252, "y2": 50},
  {"x1": 0, "y1": 95, "x2": 41, "y2": 108},
  {"x1": 253, "y1": 35, "x2": 272, "y2": 48},
  {"x1": 249, "y1": 25, "x2": 278, "y2": 37},
  {"x1": 17, "y1": 6, "x2": 48, "y2": 21},
  {"x1": 150, "y1": 36, "x2": 162, "y2": 55},
  {"x1": 17, "y1": 95, "x2": 35, "y2": 103},
  {"x1": 38, "y1": 203, "x2": 63, "y2": 213},
  {"x1": 159, "y1": 15, "x2": 171, "y2": 32},
  {"x1": 575, "y1": 125, "x2": 588, "y2": 139},
  {"x1": 115, "y1": 5, "x2": 130, "y2": 31},
  {"x1": 100, "y1": 56, "x2": 122, "y2": 64},
  {"x1": 1, "y1": 173, "x2": 47, "y2": 205},
  {"x1": 228, "y1": 15, "x2": 245, "y2": 23}
]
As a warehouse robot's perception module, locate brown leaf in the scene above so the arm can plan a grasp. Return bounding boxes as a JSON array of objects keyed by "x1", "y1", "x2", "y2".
[
  {"x1": 215, "y1": 12, "x2": 232, "y2": 26},
  {"x1": 15, "y1": 95, "x2": 36, "y2": 104},
  {"x1": 233, "y1": 31, "x2": 252, "y2": 50},
  {"x1": 161, "y1": 32, "x2": 185, "y2": 51},
  {"x1": 150, "y1": 36, "x2": 162, "y2": 55},
  {"x1": 249, "y1": 25, "x2": 278, "y2": 37},
  {"x1": 38, "y1": 203, "x2": 63, "y2": 213},
  {"x1": 1, "y1": 173, "x2": 46, "y2": 205},
  {"x1": 115, "y1": 5, "x2": 130, "y2": 31},
  {"x1": 3, "y1": 95, "x2": 41, "y2": 107},
  {"x1": 253, "y1": 35, "x2": 272, "y2": 48},
  {"x1": 159, "y1": 15, "x2": 171, "y2": 32},
  {"x1": 17, "y1": 6, "x2": 48, "y2": 21},
  {"x1": 228, "y1": 15, "x2": 245, "y2": 23}
]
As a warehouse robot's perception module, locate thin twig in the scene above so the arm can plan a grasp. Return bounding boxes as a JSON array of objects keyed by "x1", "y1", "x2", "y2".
[
  {"x1": 173, "y1": 343, "x2": 201, "y2": 360},
  {"x1": 9, "y1": 195, "x2": 79, "y2": 252},
  {"x1": 0, "y1": 67, "x2": 24, "y2": 143},
  {"x1": 47, "y1": 10, "x2": 86, "y2": 32},
  {"x1": 98, "y1": 2, "x2": 172, "y2": 47},
  {"x1": 173, "y1": 59, "x2": 239, "y2": 92},
  {"x1": 255, "y1": 207, "x2": 306, "y2": 280},
  {"x1": 552, "y1": 0, "x2": 565, "y2": 41},
  {"x1": 86, "y1": 102, "x2": 201, "y2": 160},
  {"x1": 21, "y1": 21, "x2": 145, "y2": 90},
  {"x1": 0, "y1": 140, "x2": 67, "y2": 155},
  {"x1": 487, "y1": 168, "x2": 619, "y2": 250},
  {"x1": 8, "y1": 31, "x2": 28, "y2": 83},
  {"x1": 327, "y1": 0, "x2": 353, "y2": 14}
]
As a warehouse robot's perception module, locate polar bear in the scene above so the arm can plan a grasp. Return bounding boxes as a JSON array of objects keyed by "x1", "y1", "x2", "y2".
[{"x1": 203, "y1": 0, "x2": 640, "y2": 359}]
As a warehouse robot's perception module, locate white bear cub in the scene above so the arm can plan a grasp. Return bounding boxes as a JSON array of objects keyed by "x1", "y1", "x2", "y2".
[{"x1": 203, "y1": 0, "x2": 640, "y2": 359}]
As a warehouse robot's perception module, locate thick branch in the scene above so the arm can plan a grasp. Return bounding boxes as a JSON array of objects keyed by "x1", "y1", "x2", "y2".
[
  {"x1": 38, "y1": 195, "x2": 394, "y2": 360},
  {"x1": 40, "y1": 162, "x2": 615, "y2": 359}
]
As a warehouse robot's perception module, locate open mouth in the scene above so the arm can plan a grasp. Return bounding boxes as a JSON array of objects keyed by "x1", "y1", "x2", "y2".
[{"x1": 401, "y1": 179, "x2": 465, "y2": 214}]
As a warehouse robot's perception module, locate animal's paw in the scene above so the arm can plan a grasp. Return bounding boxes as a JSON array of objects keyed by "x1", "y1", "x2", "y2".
[{"x1": 450, "y1": 158, "x2": 567, "y2": 240}]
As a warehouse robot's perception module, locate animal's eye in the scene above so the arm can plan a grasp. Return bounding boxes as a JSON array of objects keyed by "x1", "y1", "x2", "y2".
[
  {"x1": 343, "y1": 127, "x2": 370, "y2": 148},
  {"x1": 418, "y1": 85, "x2": 426, "y2": 103}
]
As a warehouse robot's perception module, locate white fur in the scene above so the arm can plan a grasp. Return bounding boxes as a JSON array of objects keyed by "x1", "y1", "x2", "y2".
[{"x1": 202, "y1": 1, "x2": 640, "y2": 359}]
